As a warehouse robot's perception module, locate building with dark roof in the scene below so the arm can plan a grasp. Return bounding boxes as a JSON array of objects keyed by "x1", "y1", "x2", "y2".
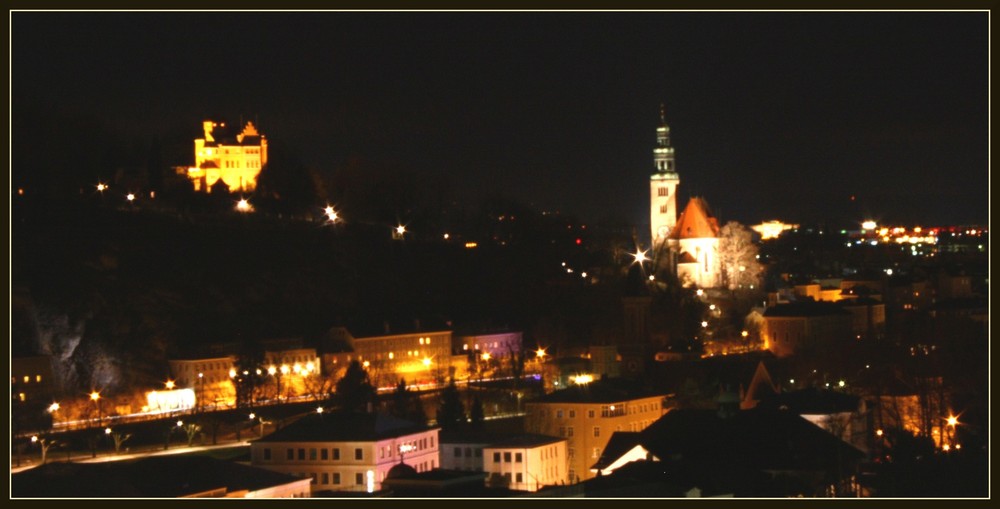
[
  {"x1": 523, "y1": 378, "x2": 670, "y2": 483},
  {"x1": 760, "y1": 301, "x2": 852, "y2": 357},
  {"x1": 589, "y1": 406, "x2": 865, "y2": 497},
  {"x1": 250, "y1": 411, "x2": 440, "y2": 494},
  {"x1": 11, "y1": 455, "x2": 312, "y2": 498}
]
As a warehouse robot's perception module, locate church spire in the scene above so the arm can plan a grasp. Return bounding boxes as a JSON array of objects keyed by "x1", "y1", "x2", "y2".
[{"x1": 650, "y1": 104, "x2": 681, "y2": 244}]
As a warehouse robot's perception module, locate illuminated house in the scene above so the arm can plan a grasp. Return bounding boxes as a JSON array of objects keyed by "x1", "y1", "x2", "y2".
[
  {"x1": 751, "y1": 220, "x2": 799, "y2": 240},
  {"x1": 250, "y1": 411, "x2": 440, "y2": 494},
  {"x1": 524, "y1": 379, "x2": 670, "y2": 483},
  {"x1": 168, "y1": 356, "x2": 237, "y2": 409},
  {"x1": 185, "y1": 120, "x2": 268, "y2": 193},
  {"x1": 483, "y1": 434, "x2": 569, "y2": 491},
  {"x1": 667, "y1": 197, "x2": 722, "y2": 288},
  {"x1": 649, "y1": 104, "x2": 681, "y2": 244},
  {"x1": 321, "y1": 327, "x2": 453, "y2": 389},
  {"x1": 439, "y1": 430, "x2": 569, "y2": 491},
  {"x1": 10, "y1": 356, "x2": 55, "y2": 406}
]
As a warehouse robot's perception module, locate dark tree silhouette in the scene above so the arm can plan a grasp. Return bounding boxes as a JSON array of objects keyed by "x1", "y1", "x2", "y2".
[
  {"x1": 334, "y1": 360, "x2": 377, "y2": 413},
  {"x1": 437, "y1": 379, "x2": 466, "y2": 431},
  {"x1": 469, "y1": 395, "x2": 485, "y2": 429},
  {"x1": 389, "y1": 379, "x2": 427, "y2": 424}
]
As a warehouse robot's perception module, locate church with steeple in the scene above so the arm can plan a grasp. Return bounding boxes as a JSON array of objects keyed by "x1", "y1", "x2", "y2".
[{"x1": 648, "y1": 105, "x2": 722, "y2": 289}]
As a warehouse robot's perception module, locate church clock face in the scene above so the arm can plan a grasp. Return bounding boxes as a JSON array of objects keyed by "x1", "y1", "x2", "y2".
[{"x1": 658, "y1": 225, "x2": 670, "y2": 238}]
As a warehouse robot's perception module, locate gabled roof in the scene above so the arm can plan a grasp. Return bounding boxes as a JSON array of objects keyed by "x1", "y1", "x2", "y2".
[
  {"x1": 526, "y1": 378, "x2": 668, "y2": 404},
  {"x1": 639, "y1": 407, "x2": 864, "y2": 473},
  {"x1": 755, "y1": 387, "x2": 861, "y2": 415},
  {"x1": 762, "y1": 301, "x2": 850, "y2": 317},
  {"x1": 11, "y1": 455, "x2": 305, "y2": 498},
  {"x1": 257, "y1": 411, "x2": 435, "y2": 443},
  {"x1": 590, "y1": 431, "x2": 645, "y2": 471},
  {"x1": 487, "y1": 433, "x2": 565, "y2": 448},
  {"x1": 667, "y1": 197, "x2": 719, "y2": 240}
]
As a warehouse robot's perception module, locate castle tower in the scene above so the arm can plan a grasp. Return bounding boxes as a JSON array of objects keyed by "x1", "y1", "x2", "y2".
[{"x1": 649, "y1": 104, "x2": 680, "y2": 245}]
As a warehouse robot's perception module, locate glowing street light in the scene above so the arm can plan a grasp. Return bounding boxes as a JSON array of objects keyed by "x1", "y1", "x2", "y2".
[
  {"x1": 632, "y1": 248, "x2": 649, "y2": 265},
  {"x1": 535, "y1": 348, "x2": 547, "y2": 360},
  {"x1": 96, "y1": 183, "x2": 107, "y2": 193},
  {"x1": 126, "y1": 193, "x2": 135, "y2": 202},
  {"x1": 165, "y1": 380, "x2": 175, "y2": 390},
  {"x1": 396, "y1": 225, "x2": 406, "y2": 235},
  {"x1": 481, "y1": 352, "x2": 491, "y2": 362},
  {"x1": 236, "y1": 198, "x2": 252, "y2": 212},
  {"x1": 323, "y1": 205, "x2": 339, "y2": 222},
  {"x1": 946, "y1": 415, "x2": 959, "y2": 427},
  {"x1": 48, "y1": 402, "x2": 60, "y2": 413},
  {"x1": 422, "y1": 357, "x2": 432, "y2": 367}
]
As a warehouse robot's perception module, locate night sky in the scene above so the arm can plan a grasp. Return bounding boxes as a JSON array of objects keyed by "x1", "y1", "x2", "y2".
[{"x1": 11, "y1": 10, "x2": 989, "y2": 228}]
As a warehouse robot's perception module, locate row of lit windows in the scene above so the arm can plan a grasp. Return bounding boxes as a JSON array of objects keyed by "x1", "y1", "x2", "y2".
[
  {"x1": 11, "y1": 375, "x2": 43, "y2": 384},
  {"x1": 177, "y1": 362, "x2": 230, "y2": 372},
  {"x1": 263, "y1": 447, "x2": 360, "y2": 462},
  {"x1": 557, "y1": 426, "x2": 602, "y2": 438},
  {"x1": 379, "y1": 436, "x2": 434, "y2": 460}
]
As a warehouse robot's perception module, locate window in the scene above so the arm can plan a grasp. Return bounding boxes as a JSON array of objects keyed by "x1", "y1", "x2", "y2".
[
  {"x1": 333, "y1": 448, "x2": 340, "y2": 460},
  {"x1": 594, "y1": 426, "x2": 600, "y2": 437},
  {"x1": 568, "y1": 410, "x2": 576, "y2": 418},
  {"x1": 333, "y1": 473, "x2": 341, "y2": 485},
  {"x1": 475, "y1": 448, "x2": 482, "y2": 458},
  {"x1": 559, "y1": 426, "x2": 566, "y2": 437},
  {"x1": 322, "y1": 473, "x2": 329, "y2": 485},
  {"x1": 493, "y1": 452, "x2": 501, "y2": 463},
  {"x1": 660, "y1": 205, "x2": 668, "y2": 214},
  {"x1": 298, "y1": 449, "x2": 305, "y2": 460},
  {"x1": 287, "y1": 449, "x2": 294, "y2": 460},
  {"x1": 504, "y1": 452, "x2": 512, "y2": 462},
  {"x1": 658, "y1": 187, "x2": 667, "y2": 197},
  {"x1": 593, "y1": 447, "x2": 600, "y2": 458},
  {"x1": 588, "y1": 410, "x2": 595, "y2": 418},
  {"x1": 310, "y1": 448, "x2": 317, "y2": 460},
  {"x1": 567, "y1": 427, "x2": 574, "y2": 437},
  {"x1": 355, "y1": 448, "x2": 363, "y2": 460},
  {"x1": 515, "y1": 452, "x2": 522, "y2": 462},
  {"x1": 568, "y1": 448, "x2": 575, "y2": 459},
  {"x1": 465, "y1": 447, "x2": 472, "y2": 457},
  {"x1": 356, "y1": 473, "x2": 364, "y2": 485},
  {"x1": 455, "y1": 447, "x2": 463, "y2": 458},
  {"x1": 556, "y1": 410, "x2": 563, "y2": 418},
  {"x1": 516, "y1": 473, "x2": 523, "y2": 483},
  {"x1": 321, "y1": 449, "x2": 328, "y2": 460},
  {"x1": 504, "y1": 473, "x2": 512, "y2": 482},
  {"x1": 263, "y1": 448, "x2": 271, "y2": 460}
]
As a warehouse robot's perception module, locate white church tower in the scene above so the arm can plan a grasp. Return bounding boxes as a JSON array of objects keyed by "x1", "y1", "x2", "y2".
[{"x1": 649, "y1": 104, "x2": 680, "y2": 245}]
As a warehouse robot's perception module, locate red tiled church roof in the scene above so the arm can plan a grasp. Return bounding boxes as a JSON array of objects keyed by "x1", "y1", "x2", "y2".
[{"x1": 668, "y1": 197, "x2": 719, "y2": 240}]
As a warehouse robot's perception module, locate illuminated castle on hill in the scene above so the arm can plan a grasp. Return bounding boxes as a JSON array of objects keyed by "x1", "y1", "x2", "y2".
[{"x1": 184, "y1": 120, "x2": 268, "y2": 193}]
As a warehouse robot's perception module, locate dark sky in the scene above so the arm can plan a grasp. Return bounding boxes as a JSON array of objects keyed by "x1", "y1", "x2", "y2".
[{"x1": 11, "y1": 10, "x2": 989, "y2": 228}]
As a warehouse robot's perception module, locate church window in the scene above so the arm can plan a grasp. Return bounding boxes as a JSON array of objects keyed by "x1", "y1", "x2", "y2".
[
  {"x1": 660, "y1": 205, "x2": 667, "y2": 214},
  {"x1": 658, "y1": 187, "x2": 667, "y2": 197}
]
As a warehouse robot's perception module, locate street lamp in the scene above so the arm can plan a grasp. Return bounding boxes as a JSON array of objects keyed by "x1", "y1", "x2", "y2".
[{"x1": 90, "y1": 391, "x2": 102, "y2": 427}]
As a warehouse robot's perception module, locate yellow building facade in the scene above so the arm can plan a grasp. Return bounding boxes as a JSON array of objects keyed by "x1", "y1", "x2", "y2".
[
  {"x1": 524, "y1": 385, "x2": 670, "y2": 483},
  {"x1": 186, "y1": 120, "x2": 268, "y2": 193}
]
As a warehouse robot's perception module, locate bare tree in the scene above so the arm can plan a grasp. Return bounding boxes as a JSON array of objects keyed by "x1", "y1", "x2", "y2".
[{"x1": 718, "y1": 221, "x2": 764, "y2": 291}]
